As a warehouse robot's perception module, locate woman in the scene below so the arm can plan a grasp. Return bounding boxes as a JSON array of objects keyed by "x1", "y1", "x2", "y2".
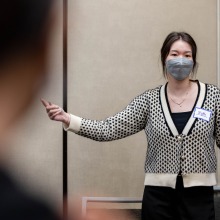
[{"x1": 42, "y1": 32, "x2": 219, "y2": 220}]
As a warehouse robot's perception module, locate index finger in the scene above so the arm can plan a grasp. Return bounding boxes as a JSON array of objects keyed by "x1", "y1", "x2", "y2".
[{"x1": 41, "y1": 98, "x2": 50, "y2": 107}]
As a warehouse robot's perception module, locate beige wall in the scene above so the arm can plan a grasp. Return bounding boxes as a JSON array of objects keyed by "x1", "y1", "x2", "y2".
[
  {"x1": 2, "y1": 0, "x2": 219, "y2": 213},
  {"x1": 68, "y1": 0, "x2": 218, "y2": 201}
]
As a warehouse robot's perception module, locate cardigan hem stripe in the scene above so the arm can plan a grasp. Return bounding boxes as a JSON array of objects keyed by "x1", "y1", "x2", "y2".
[{"x1": 144, "y1": 172, "x2": 216, "y2": 189}]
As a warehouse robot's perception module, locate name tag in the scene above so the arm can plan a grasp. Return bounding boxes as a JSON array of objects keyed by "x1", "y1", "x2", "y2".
[{"x1": 193, "y1": 107, "x2": 212, "y2": 122}]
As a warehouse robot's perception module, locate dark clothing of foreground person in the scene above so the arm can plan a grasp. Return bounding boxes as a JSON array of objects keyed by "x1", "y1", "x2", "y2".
[{"x1": 0, "y1": 168, "x2": 59, "y2": 220}]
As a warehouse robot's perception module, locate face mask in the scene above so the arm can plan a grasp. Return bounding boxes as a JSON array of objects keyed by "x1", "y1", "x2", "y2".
[{"x1": 166, "y1": 57, "x2": 194, "y2": 81}]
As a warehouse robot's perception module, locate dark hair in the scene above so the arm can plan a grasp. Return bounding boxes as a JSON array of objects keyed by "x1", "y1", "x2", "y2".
[
  {"x1": 160, "y1": 32, "x2": 198, "y2": 77},
  {"x1": 0, "y1": 0, "x2": 53, "y2": 62}
]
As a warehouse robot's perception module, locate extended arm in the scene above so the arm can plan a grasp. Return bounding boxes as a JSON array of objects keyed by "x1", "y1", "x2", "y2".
[{"x1": 41, "y1": 93, "x2": 149, "y2": 142}]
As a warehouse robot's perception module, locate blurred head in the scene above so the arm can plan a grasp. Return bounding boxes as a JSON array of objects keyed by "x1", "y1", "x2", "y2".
[
  {"x1": 0, "y1": 0, "x2": 54, "y2": 140},
  {"x1": 161, "y1": 32, "x2": 198, "y2": 78}
]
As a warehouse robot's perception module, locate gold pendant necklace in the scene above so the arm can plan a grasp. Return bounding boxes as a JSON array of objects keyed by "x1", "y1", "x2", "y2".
[
  {"x1": 169, "y1": 84, "x2": 190, "y2": 107},
  {"x1": 170, "y1": 96, "x2": 187, "y2": 107}
]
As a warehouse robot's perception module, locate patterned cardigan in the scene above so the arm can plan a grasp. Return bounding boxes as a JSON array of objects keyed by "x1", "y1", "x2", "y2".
[{"x1": 64, "y1": 81, "x2": 220, "y2": 188}]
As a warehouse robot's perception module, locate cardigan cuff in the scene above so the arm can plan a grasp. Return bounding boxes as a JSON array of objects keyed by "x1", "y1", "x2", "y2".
[{"x1": 63, "y1": 114, "x2": 82, "y2": 133}]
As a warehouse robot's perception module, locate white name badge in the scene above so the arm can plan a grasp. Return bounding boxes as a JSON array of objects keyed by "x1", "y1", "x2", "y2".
[{"x1": 193, "y1": 107, "x2": 212, "y2": 122}]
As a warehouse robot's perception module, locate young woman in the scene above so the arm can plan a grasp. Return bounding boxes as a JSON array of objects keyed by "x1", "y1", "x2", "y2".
[{"x1": 42, "y1": 32, "x2": 219, "y2": 220}]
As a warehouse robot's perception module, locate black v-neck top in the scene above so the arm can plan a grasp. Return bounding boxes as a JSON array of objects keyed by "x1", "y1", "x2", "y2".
[{"x1": 171, "y1": 111, "x2": 192, "y2": 134}]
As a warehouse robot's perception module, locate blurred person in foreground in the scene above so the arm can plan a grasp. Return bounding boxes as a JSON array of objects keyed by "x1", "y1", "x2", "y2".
[
  {"x1": 0, "y1": 1, "x2": 124, "y2": 220},
  {"x1": 0, "y1": 0, "x2": 61, "y2": 219}
]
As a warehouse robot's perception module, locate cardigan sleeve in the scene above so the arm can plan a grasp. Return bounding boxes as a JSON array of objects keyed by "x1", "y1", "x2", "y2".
[
  {"x1": 214, "y1": 87, "x2": 220, "y2": 148},
  {"x1": 65, "y1": 92, "x2": 149, "y2": 142}
]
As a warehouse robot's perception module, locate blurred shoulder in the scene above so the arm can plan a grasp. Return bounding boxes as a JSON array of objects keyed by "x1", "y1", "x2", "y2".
[{"x1": 0, "y1": 168, "x2": 60, "y2": 220}]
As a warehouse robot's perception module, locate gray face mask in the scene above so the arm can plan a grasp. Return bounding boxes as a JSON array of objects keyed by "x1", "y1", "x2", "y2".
[{"x1": 166, "y1": 57, "x2": 194, "y2": 81}]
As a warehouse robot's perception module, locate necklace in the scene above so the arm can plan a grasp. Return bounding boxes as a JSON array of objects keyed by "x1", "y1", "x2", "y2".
[
  {"x1": 169, "y1": 84, "x2": 191, "y2": 107},
  {"x1": 170, "y1": 95, "x2": 188, "y2": 107}
]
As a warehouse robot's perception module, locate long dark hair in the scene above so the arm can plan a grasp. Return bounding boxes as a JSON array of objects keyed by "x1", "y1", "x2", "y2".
[{"x1": 161, "y1": 32, "x2": 198, "y2": 77}]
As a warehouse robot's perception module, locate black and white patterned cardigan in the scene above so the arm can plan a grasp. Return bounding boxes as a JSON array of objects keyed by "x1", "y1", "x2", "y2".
[{"x1": 64, "y1": 81, "x2": 220, "y2": 188}]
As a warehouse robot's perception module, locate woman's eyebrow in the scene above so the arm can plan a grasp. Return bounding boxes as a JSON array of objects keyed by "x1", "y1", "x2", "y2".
[{"x1": 170, "y1": 50, "x2": 192, "y2": 53}]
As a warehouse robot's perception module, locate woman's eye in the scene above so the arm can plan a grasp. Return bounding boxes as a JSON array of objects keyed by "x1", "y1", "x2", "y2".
[
  {"x1": 185, "y1": 55, "x2": 192, "y2": 58},
  {"x1": 171, "y1": 54, "x2": 177, "y2": 56}
]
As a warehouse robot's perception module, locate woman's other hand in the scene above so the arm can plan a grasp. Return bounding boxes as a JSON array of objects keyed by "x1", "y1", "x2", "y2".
[{"x1": 41, "y1": 98, "x2": 70, "y2": 126}]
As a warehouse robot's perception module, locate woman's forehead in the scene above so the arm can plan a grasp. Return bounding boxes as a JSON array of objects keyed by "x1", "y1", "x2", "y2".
[{"x1": 170, "y1": 40, "x2": 192, "y2": 52}]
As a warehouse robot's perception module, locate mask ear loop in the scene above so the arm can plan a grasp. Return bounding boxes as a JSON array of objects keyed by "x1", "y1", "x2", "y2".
[
  {"x1": 189, "y1": 71, "x2": 194, "y2": 80},
  {"x1": 164, "y1": 64, "x2": 169, "y2": 81},
  {"x1": 189, "y1": 61, "x2": 197, "y2": 80},
  {"x1": 191, "y1": 62, "x2": 198, "y2": 80}
]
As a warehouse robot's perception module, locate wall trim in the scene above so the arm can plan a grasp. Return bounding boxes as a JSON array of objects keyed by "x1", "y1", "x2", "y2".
[{"x1": 63, "y1": 0, "x2": 68, "y2": 218}]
